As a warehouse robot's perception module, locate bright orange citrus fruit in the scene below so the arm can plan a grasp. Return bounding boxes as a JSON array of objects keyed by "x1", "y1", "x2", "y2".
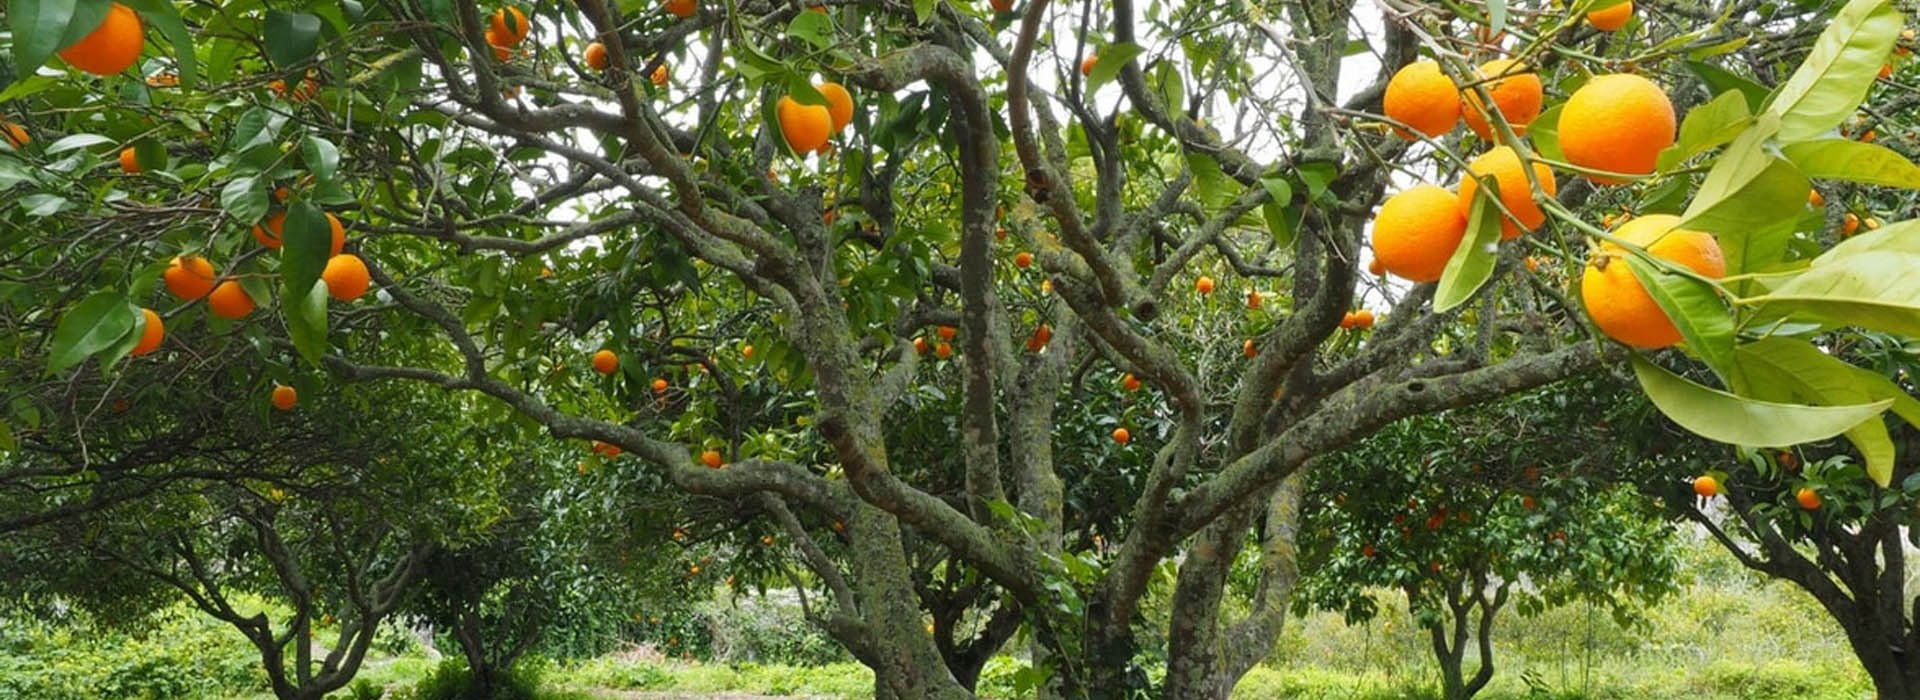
[
  {"x1": 1579, "y1": 214, "x2": 1725, "y2": 348},
  {"x1": 208, "y1": 281, "x2": 256, "y2": 319},
  {"x1": 131, "y1": 308, "x2": 164, "y2": 356},
  {"x1": 1461, "y1": 59, "x2": 1543, "y2": 141},
  {"x1": 777, "y1": 96, "x2": 831, "y2": 154},
  {"x1": 1558, "y1": 74, "x2": 1674, "y2": 184},
  {"x1": 1373, "y1": 184, "x2": 1468, "y2": 282},
  {"x1": 1383, "y1": 61, "x2": 1460, "y2": 139},
  {"x1": 164, "y1": 255, "x2": 217, "y2": 300},
  {"x1": 1457, "y1": 146, "x2": 1557, "y2": 240},
  {"x1": 58, "y1": 3, "x2": 145, "y2": 76}
]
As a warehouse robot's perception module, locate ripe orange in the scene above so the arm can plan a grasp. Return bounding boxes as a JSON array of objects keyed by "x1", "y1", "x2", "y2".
[
  {"x1": 1842, "y1": 212, "x2": 1860, "y2": 236},
  {"x1": 1693, "y1": 475, "x2": 1719, "y2": 498},
  {"x1": 1122, "y1": 373, "x2": 1141, "y2": 392},
  {"x1": 1522, "y1": 495, "x2": 1536, "y2": 509},
  {"x1": 208, "y1": 281, "x2": 256, "y2": 319},
  {"x1": 701, "y1": 449, "x2": 723, "y2": 468},
  {"x1": 1373, "y1": 184, "x2": 1469, "y2": 282},
  {"x1": 777, "y1": 96, "x2": 831, "y2": 154},
  {"x1": 935, "y1": 341, "x2": 953, "y2": 358},
  {"x1": 1243, "y1": 338, "x2": 1257, "y2": 358},
  {"x1": 584, "y1": 41, "x2": 608, "y2": 70},
  {"x1": 651, "y1": 64, "x2": 669, "y2": 87},
  {"x1": 1558, "y1": 74, "x2": 1674, "y2": 184},
  {"x1": 1195, "y1": 276, "x2": 1215, "y2": 295},
  {"x1": 164, "y1": 255, "x2": 217, "y2": 300},
  {"x1": 761, "y1": 535, "x2": 774, "y2": 546},
  {"x1": 490, "y1": 7, "x2": 530, "y2": 46},
  {"x1": 1368, "y1": 257, "x2": 1385, "y2": 276},
  {"x1": 913, "y1": 337, "x2": 930, "y2": 354},
  {"x1": 130, "y1": 308, "x2": 164, "y2": 356},
  {"x1": 937, "y1": 325, "x2": 957, "y2": 341},
  {"x1": 1246, "y1": 288, "x2": 1262, "y2": 309},
  {"x1": 1579, "y1": 214, "x2": 1725, "y2": 348},
  {"x1": 1796, "y1": 487, "x2": 1821, "y2": 510},
  {"x1": 592, "y1": 441, "x2": 623, "y2": 457},
  {"x1": 1027, "y1": 324, "x2": 1052, "y2": 352},
  {"x1": 272, "y1": 384, "x2": 298, "y2": 411},
  {"x1": 1808, "y1": 189, "x2": 1824, "y2": 207},
  {"x1": 1351, "y1": 310, "x2": 1375, "y2": 329},
  {"x1": 593, "y1": 349, "x2": 619, "y2": 374},
  {"x1": 990, "y1": 0, "x2": 1013, "y2": 10},
  {"x1": 816, "y1": 82, "x2": 854, "y2": 132},
  {"x1": 322, "y1": 254, "x2": 370, "y2": 302},
  {"x1": 742, "y1": 344, "x2": 754, "y2": 359},
  {"x1": 58, "y1": 3, "x2": 145, "y2": 76},
  {"x1": 1461, "y1": 59, "x2": 1543, "y2": 141},
  {"x1": 1014, "y1": 251, "x2": 1033, "y2": 268},
  {"x1": 664, "y1": 0, "x2": 697, "y2": 17},
  {"x1": 1080, "y1": 55, "x2": 1098, "y2": 76},
  {"x1": 1457, "y1": 146, "x2": 1557, "y2": 240},
  {"x1": 119, "y1": 148, "x2": 141, "y2": 174},
  {"x1": 1383, "y1": 61, "x2": 1460, "y2": 139},
  {"x1": 1112, "y1": 427, "x2": 1131, "y2": 445},
  {"x1": 1, "y1": 121, "x2": 27, "y2": 148},
  {"x1": 254, "y1": 212, "x2": 287, "y2": 249},
  {"x1": 1586, "y1": 0, "x2": 1633, "y2": 31},
  {"x1": 652, "y1": 377, "x2": 669, "y2": 392}
]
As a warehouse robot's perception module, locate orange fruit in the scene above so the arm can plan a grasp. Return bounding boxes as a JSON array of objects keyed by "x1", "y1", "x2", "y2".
[
  {"x1": 253, "y1": 212, "x2": 287, "y2": 249},
  {"x1": 1373, "y1": 184, "x2": 1468, "y2": 282},
  {"x1": 1461, "y1": 59, "x2": 1543, "y2": 141},
  {"x1": 1693, "y1": 475, "x2": 1719, "y2": 498},
  {"x1": 272, "y1": 384, "x2": 298, "y2": 411},
  {"x1": 1382, "y1": 61, "x2": 1460, "y2": 140},
  {"x1": 1243, "y1": 338, "x2": 1257, "y2": 358},
  {"x1": 1014, "y1": 251, "x2": 1033, "y2": 268},
  {"x1": 1579, "y1": 214, "x2": 1725, "y2": 348},
  {"x1": 913, "y1": 337, "x2": 930, "y2": 354},
  {"x1": 1027, "y1": 325, "x2": 1051, "y2": 352},
  {"x1": 777, "y1": 96, "x2": 832, "y2": 155},
  {"x1": 1795, "y1": 487, "x2": 1821, "y2": 510},
  {"x1": 322, "y1": 254, "x2": 370, "y2": 302},
  {"x1": 652, "y1": 377, "x2": 669, "y2": 392},
  {"x1": 1339, "y1": 312, "x2": 1355, "y2": 329},
  {"x1": 1880, "y1": 63, "x2": 1894, "y2": 80},
  {"x1": 326, "y1": 213, "x2": 347, "y2": 255},
  {"x1": 207, "y1": 281, "x2": 256, "y2": 319},
  {"x1": 761, "y1": 535, "x2": 774, "y2": 546},
  {"x1": 816, "y1": 82, "x2": 854, "y2": 132},
  {"x1": 1558, "y1": 74, "x2": 1674, "y2": 184},
  {"x1": 937, "y1": 325, "x2": 957, "y2": 341},
  {"x1": 701, "y1": 449, "x2": 723, "y2": 468},
  {"x1": 1195, "y1": 276, "x2": 1215, "y2": 295},
  {"x1": 1, "y1": 121, "x2": 27, "y2": 148},
  {"x1": 130, "y1": 308, "x2": 164, "y2": 356},
  {"x1": 990, "y1": 0, "x2": 1013, "y2": 10},
  {"x1": 651, "y1": 64, "x2": 669, "y2": 87},
  {"x1": 119, "y1": 147, "x2": 141, "y2": 174},
  {"x1": 490, "y1": 7, "x2": 530, "y2": 46},
  {"x1": 1352, "y1": 310, "x2": 1375, "y2": 329},
  {"x1": 1866, "y1": 216, "x2": 1882, "y2": 230},
  {"x1": 664, "y1": 0, "x2": 698, "y2": 18},
  {"x1": 1808, "y1": 189, "x2": 1824, "y2": 207},
  {"x1": 164, "y1": 255, "x2": 217, "y2": 300},
  {"x1": 584, "y1": 41, "x2": 609, "y2": 70},
  {"x1": 935, "y1": 341, "x2": 953, "y2": 358},
  {"x1": 1585, "y1": 0, "x2": 1633, "y2": 31},
  {"x1": 1457, "y1": 146, "x2": 1557, "y2": 240},
  {"x1": 58, "y1": 3, "x2": 145, "y2": 76},
  {"x1": 1368, "y1": 257, "x2": 1385, "y2": 276},
  {"x1": 1112, "y1": 427, "x2": 1131, "y2": 445},
  {"x1": 742, "y1": 344, "x2": 755, "y2": 359},
  {"x1": 1122, "y1": 373, "x2": 1141, "y2": 392},
  {"x1": 1080, "y1": 55, "x2": 1098, "y2": 76},
  {"x1": 592, "y1": 441, "x2": 623, "y2": 457},
  {"x1": 593, "y1": 349, "x2": 619, "y2": 374},
  {"x1": 1842, "y1": 212, "x2": 1860, "y2": 236},
  {"x1": 1246, "y1": 288, "x2": 1262, "y2": 309}
]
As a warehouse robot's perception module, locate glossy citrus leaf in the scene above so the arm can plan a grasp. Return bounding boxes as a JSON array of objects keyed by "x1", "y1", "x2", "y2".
[
  {"x1": 1733, "y1": 337, "x2": 1908, "y2": 486},
  {"x1": 1657, "y1": 89, "x2": 1751, "y2": 171},
  {"x1": 1435, "y1": 182, "x2": 1501, "y2": 312},
  {"x1": 1763, "y1": 0, "x2": 1900, "y2": 142},
  {"x1": 120, "y1": 0, "x2": 197, "y2": 87},
  {"x1": 1624, "y1": 254, "x2": 1733, "y2": 377},
  {"x1": 48, "y1": 290, "x2": 137, "y2": 374},
  {"x1": 1780, "y1": 139, "x2": 1920, "y2": 189},
  {"x1": 264, "y1": 10, "x2": 323, "y2": 69},
  {"x1": 1087, "y1": 43, "x2": 1144, "y2": 91},
  {"x1": 9, "y1": 0, "x2": 110, "y2": 79},
  {"x1": 1743, "y1": 219, "x2": 1920, "y2": 337},
  {"x1": 1632, "y1": 354, "x2": 1890, "y2": 448},
  {"x1": 282, "y1": 202, "x2": 332, "y2": 300},
  {"x1": 285, "y1": 279, "x2": 330, "y2": 366}
]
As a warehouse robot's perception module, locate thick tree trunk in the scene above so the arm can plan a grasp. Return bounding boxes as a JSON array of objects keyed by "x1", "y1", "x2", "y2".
[{"x1": 848, "y1": 509, "x2": 975, "y2": 700}]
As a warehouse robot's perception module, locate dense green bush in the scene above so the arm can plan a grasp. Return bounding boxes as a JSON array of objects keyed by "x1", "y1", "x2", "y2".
[{"x1": 0, "y1": 603, "x2": 264, "y2": 700}]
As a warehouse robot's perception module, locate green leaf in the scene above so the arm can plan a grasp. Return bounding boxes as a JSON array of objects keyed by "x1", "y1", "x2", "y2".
[
  {"x1": 302, "y1": 135, "x2": 341, "y2": 184},
  {"x1": 1435, "y1": 182, "x2": 1502, "y2": 312},
  {"x1": 1528, "y1": 105, "x2": 1564, "y2": 163},
  {"x1": 284, "y1": 279, "x2": 330, "y2": 365},
  {"x1": 786, "y1": 10, "x2": 833, "y2": 49},
  {"x1": 1744, "y1": 219, "x2": 1920, "y2": 337},
  {"x1": 48, "y1": 290, "x2": 137, "y2": 374},
  {"x1": 1687, "y1": 35, "x2": 1750, "y2": 60},
  {"x1": 1733, "y1": 337, "x2": 1909, "y2": 486},
  {"x1": 282, "y1": 202, "x2": 332, "y2": 298},
  {"x1": 1623, "y1": 253, "x2": 1733, "y2": 376},
  {"x1": 1486, "y1": 0, "x2": 1508, "y2": 36},
  {"x1": 1297, "y1": 161, "x2": 1338, "y2": 201},
  {"x1": 1679, "y1": 116, "x2": 1807, "y2": 277},
  {"x1": 264, "y1": 10, "x2": 323, "y2": 69},
  {"x1": 1087, "y1": 42, "x2": 1144, "y2": 91},
  {"x1": 1781, "y1": 139, "x2": 1920, "y2": 189},
  {"x1": 222, "y1": 175, "x2": 269, "y2": 229},
  {"x1": 1763, "y1": 0, "x2": 1901, "y2": 142},
  {"x1": 1632, "y1": 354, "x2": 1890, "y2": 448},
  {"x1": 44, "y1": 133, "x2": 113, "y2": 154},
  {"x1": 1259, "y1": 177, "x2": 1295, "y2": 248},
  {"x1": 1188, "y1": 153, "x2": 1231, "y2": 208},
  {"x1": 20, "y1": 193, "x2": 73, "y2": 217},
  {"x1": 120, "y1": 0, "x2": 197, "y2": 87},
  {"x1": 132, "y1": 139, "x2": 167, "y2": 170},
  {"x1": 1657, "y1": 89, "x2": 1751, "y2": 171},
  {"x1": 0, "y1": 420, "x2": 15, "y2": 453},
  {"x1": 10, "y1": 0, "x2": 111, "y2": 76},
  {"x1": 1685, "y1": 60, "x2": 1769, "y2": 112},
  {"x1": 1152, "y1": 61, "x2": 1185, "y2": 118}
]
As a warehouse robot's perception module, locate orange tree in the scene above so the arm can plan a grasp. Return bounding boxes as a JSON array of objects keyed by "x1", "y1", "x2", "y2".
[
  {"x1": 3, "y1": 0, "x2": 1919, "y2": 695},
  {"x1": 1295, "y1": 384, "x2": 1679, "y2": 700}
]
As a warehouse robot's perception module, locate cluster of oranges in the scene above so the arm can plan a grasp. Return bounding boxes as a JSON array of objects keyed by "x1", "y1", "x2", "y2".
[
  {"x1": 1372, "y1": 3, "x2": 1729, "y2": 351},
  {"x1": 777, "y1": 82, "x2": 856, "y2": 154}
]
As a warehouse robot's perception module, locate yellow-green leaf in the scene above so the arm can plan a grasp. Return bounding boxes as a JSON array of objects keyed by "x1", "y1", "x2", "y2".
[
  {"x1": 1633, "y1": 354, "x2": 1890, "y2": 448},
  {"x1": 1764, "y1": 0, "x2": 1901, "y2": 142}
]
